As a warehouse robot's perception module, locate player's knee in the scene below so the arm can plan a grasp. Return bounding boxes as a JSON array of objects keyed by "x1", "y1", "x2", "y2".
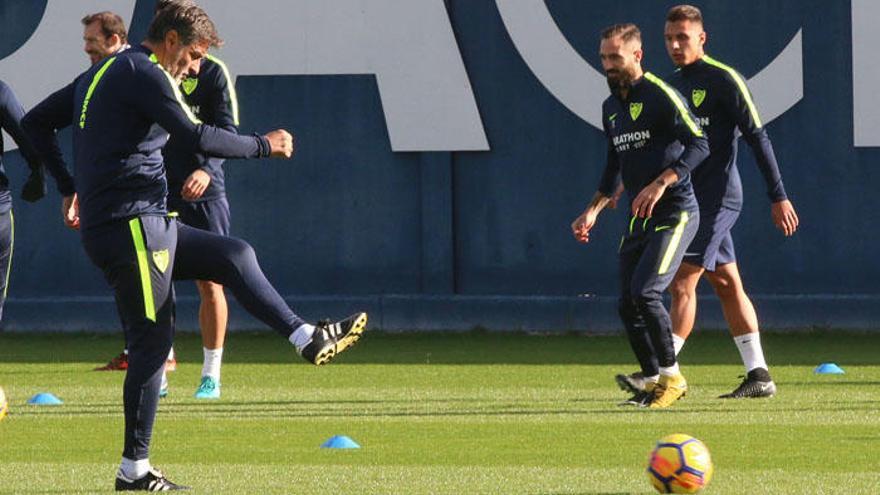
[
  {"x1": 631, "y1": 291, "x2": 662, "y2": 313},
  {"x1": 223, "y1": 238, "x2": 258, "y2": 271},
  {"x1": 128, "y1": 340, "x2": 172, "y2": 372},
  {"x1": 618, "y1": 297, "x2": 637, "y2": 320},
  {"x1": 708, "y1": 272, "x2": 740, "y2": 298},
  {"x1": 196, "y1": 280, "x2": 225, "y2": 302},
  {"x1": 668, "y1": 277, "x2": 694, "y2": 302}
]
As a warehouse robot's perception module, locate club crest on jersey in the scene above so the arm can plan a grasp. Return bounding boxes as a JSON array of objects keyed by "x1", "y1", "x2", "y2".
[
  {"x1": 181, "y1": 77, "x2": 198, "y2": 95},
  {"x1": 152, "y1": 249, "x2": 170, "y2": 273},
  {"x1": 629, "y1": 102, "x2": 643, "y2": 121},
  {"x1": 692, "y1": 89, "x2": 707, "y2": 108}
]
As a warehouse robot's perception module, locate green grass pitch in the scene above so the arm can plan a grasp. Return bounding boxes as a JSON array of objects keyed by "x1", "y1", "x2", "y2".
[{"x1": 0, "y1": 330, "x2": 878, "y2": 494}]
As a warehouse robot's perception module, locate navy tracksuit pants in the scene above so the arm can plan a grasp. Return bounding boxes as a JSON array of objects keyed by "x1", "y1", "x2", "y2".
[
  {"x1": 617, "y1": 208, "x2": 699, "y2": 376},
  {"x1": 81, "y1": 214, "x2": 306, "y2": 460}
]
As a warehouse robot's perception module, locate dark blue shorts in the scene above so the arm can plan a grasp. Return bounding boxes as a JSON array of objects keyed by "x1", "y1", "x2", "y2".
[
  {"x1": 682, "y1": 207, "x2": 739, "y2": 271},
  {"x1": 168, "y1": 197, "x2": 230, "y2": 236}
]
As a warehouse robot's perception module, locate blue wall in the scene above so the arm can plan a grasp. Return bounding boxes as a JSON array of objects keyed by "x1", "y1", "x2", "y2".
[{"x1": 0, "y1": 1, "x2": 876, "y2": 331}]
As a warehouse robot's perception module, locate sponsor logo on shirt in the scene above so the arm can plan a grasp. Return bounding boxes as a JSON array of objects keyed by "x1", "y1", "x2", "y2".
[{"x1": 612, "y1": 130, "x2": 651, "y2": 151}]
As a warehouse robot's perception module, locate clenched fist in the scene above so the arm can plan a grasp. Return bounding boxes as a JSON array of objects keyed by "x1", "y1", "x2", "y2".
[{"x1": 265, "y1": 129, "x2": 294, "y2": 158}]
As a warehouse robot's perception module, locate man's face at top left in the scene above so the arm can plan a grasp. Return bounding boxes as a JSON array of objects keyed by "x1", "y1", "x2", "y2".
[{"x1": 83, "y1": 21, "x2": 117, "y2": 65}]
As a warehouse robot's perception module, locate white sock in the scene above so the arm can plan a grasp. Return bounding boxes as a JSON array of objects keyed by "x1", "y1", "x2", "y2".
[
  {"x1": 289, "y1": 324, "x2": 316, "y2": 354},
  {"x1": 672, "y1": 334, "x2": 686, "y2": 356},
  {"x1": 202, "y1": 347, "x2": 223, "y2": 380},
  {"x1": 659, "y1": 362, "x2": 680, "y2": 377},
  {"x1": 160, "y1": 370, "x2": 168, "y2": 391},
  {"x1": 120, "y1": 457, "x2": 150, "y2": 479},
  {"x1": 645, "y1": 374, "x2": 660, "y2": 383},
  {"x1": 167, "y1": 347, "x2": 175, "y2": 361},
  {"x1": 734, "y1": 333, "x2": 768, "y2": 373}
]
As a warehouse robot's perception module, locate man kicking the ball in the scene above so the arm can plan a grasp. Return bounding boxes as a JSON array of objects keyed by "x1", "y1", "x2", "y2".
[{"x1": 25, "y1": 4, "x2": 366, "y2": 490}]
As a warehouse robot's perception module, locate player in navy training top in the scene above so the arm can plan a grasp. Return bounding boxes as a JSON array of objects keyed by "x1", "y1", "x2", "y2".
[
  {"x1": 24, "y1": 11, "x2": 183, "y2": 377},
  {"x1": 24, "y1": 4, "x2": 367, "y2": 490},
  {"x1": 653, "y1": 5, "x2": 797, "y2": 399},
  {"x1": 164, "y1": 52, "x2": 239, "y2": 399},
  {"x1": 0, "y1": 80, "x2": 46, "y2": 322},
  {"x1": 93, "y1": 1, "x2": 235, "y2": 396},
  {"x1": 571, "y1": 24, "x2": 708, "y2": 409}
]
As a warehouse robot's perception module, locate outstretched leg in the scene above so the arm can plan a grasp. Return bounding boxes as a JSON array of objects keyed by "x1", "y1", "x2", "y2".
[
  {"x1": 173, "y1": 223, "x2": 305, "y2": 337},
  {"x1": 172, "y1": 223, "x2": 366, "y2": 364}
]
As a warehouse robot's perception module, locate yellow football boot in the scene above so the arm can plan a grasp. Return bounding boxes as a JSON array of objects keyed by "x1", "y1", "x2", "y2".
[{"x1": 648, "y1": 373, "x2": 688, "y2": 409}]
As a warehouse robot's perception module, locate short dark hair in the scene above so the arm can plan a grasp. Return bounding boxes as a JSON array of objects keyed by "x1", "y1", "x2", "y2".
[
  {"x1": 146, "y1": 3, "x2": 222, "y2": 48},
  {"x1": 666, "y1": 5, "x2": 704, "y2": 24},
  {"x1": 601, "y1": 23, "x2": 641, "y2": 44},
  {"x1": 154, "y1": 0, "x2": 195, "y2": 15},
  {"x1": 81, "y1": 11, "x2": 128, "y2": 43}
]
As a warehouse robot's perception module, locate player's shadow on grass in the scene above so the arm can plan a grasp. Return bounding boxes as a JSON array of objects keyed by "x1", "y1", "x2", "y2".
[{"x1": 1, "y1": 331, "x2": 879, "y2": 365}]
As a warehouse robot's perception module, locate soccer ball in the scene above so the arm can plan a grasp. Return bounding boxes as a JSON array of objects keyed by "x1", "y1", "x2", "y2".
[
  {"x1": 647, "y1": 433, "x2": 713, "y2": 493},
  {"x1": 0, "y1": 386, "x2": 7, "y2": 421}
]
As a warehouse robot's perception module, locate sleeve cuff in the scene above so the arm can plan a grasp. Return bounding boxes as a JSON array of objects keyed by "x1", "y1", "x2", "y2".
[
  {"x1": 255, "y1": 134, "x2": 271, "y2": 158},
  {"x1": 768, "y1": 189, "x2": 788, "y2": 203}
]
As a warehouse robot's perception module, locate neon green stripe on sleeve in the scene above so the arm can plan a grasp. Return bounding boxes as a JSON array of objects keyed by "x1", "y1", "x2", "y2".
[
  {"x1": 128, "y1": 218, "x2": 156, "y2": 322},
  {"x1": 703, "y1": 55, "x2": 762, "y2": 128},
  {"x1": 78, "y1": 57, "x2": 117, "y2": 129},
  {"x1": 206, "y1": 54, "x2": 240, "y2": 126},
  {"x1": 644, "y1": 72, "x2": 703, "y2": 137}
]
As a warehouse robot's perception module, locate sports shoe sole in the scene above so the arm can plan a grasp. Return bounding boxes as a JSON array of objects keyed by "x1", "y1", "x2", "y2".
[
  {"x1": 313, "y1": 313, "x2": 368, "y2": 366},
  {"x1": 615, "y1": 373, "x2": 643, "y2": 394},
  {"x1": 718, "y1": 381, "x2": 777, "y2": 399},
  {"x1": 648, "y1": 387, "x2": 688, "y2": 409},
  {"x1": 194, "y1": 388, "x2": 220, "y2": 400}
]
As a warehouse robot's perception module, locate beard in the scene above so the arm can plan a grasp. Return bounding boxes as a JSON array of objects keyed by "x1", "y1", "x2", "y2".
[{"x1": 606, "y1": 68, "x2": 635, "y2": 97}]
